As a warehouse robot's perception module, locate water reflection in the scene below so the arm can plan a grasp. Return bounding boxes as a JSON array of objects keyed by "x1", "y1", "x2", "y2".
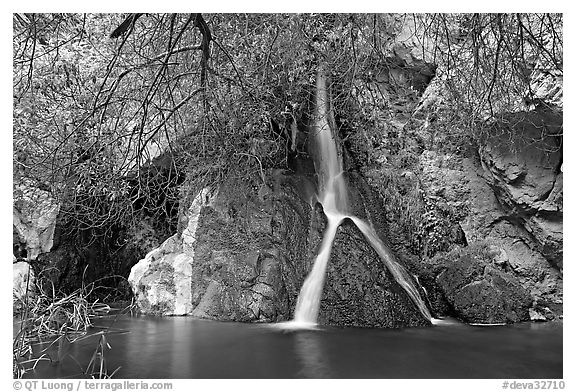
[
  {"x1": 24, "y1": 316, "x2": 562, "y2": 379},
  {"x1": 121, "y1": 317, "x2": 195, "y2": 378},
  {"x1": 124, "y1": 317, "x2": 159, "y2": 374},
  {"x1": 293, "y1": 331, "x2": 332, "y2": 378},
  {"x1": 169, "y1": 318, "x2": 192, "y2": 377}
]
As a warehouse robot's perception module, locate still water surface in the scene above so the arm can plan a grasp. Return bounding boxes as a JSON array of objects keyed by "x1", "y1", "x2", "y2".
[{"x1": 25, "y1": 315, "x2": 562, "y2": 379}]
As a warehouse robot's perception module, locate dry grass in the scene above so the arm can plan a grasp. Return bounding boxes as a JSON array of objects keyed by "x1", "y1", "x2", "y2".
[{"x1": 13, "y1": 267, "x2": 130, "y2": 378}]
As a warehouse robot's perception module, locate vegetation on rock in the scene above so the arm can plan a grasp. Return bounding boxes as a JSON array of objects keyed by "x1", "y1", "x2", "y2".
[{"x1": 13, "y1": 14, "x2": 562, "y2": 323}]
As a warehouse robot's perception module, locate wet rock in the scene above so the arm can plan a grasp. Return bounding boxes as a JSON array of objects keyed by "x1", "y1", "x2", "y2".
[
  {"x1": 320, "y1": 219, "x2": 430, "y2": 328},
  {"x1": 13, "y1": 180, "x2": 60, "y2": 260},
  {"x1": 130, "y1": 172, "x2": 433, "y2": 328},
  {"x1": 415, "y1": 262, "x2": 452, "y2": 318},
  {"x1": 130, "y1": 177, "x2": 313, "y2": 321},
  {"x1": 429, "y1": 244, "x2": 532, "y2": 324}
]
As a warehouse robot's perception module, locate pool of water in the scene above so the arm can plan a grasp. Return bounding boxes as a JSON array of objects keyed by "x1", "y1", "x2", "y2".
[{"x1": 22, "y1": 315, "x2": 562, "y2": 379}]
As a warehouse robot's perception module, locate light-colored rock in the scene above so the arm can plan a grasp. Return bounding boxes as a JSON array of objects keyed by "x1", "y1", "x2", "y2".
[
  {"x1": 394, "y1": 14, "x2": 438, "y2": 65},
  {"x1": 529, "y1": 67, "x2": 563, "y2": 109},
  {"x1": 182, "y1": 188, "x2": 212, "y2": 252},
  {"x1": 479, "y1": 112, "x2": 563, "y2": 269},
  {"x1": 13, "y1": 259, "x2": 35, "y2": 301},
  {"x1": 128, "y1": 188, "x2": 211, "y2": 316},
  {"x1": 13, "y1": 180, "x2": 60, "y2": 260},
  {"x1": 487, "y1": 245, "x2": 508, "y2": 267},
  {"x1": 529, "y1": 308, "x2": 547, "y2": 321}
]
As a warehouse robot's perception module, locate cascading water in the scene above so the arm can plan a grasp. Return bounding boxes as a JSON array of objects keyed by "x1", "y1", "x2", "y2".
[
  {"x1": 349, "y1": 217, "x2": 432, "y2": 321},
  {"x1": 290, "y1": 67, "x2": 432, "y2": 327}
]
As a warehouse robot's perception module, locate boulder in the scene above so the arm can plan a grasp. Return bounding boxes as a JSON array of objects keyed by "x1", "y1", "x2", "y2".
[
  {"x1": 315, "y1": 173, "x2": 430, "y2": 327},
  {"x1": 529, "y1": 308, "x2": 548, "y2": 322},
  {"x1": 129, "y1": 176, "x2": 314, "y2": 320},
  {"x1": 188, "y1": 176, "x2": 312, "y2": 322},
  {"x1": 13, "y1": 180, "x2": 60, "y2": 260},
  {"x1": 128, "y1": 188, "x2": 210, "y2": 316},
  {"x1": 429, "y1": 244, "x2": 532, "y2": 324},
  {"x1": 13, "y1": 258, "x2": 35, "y2": 302}
]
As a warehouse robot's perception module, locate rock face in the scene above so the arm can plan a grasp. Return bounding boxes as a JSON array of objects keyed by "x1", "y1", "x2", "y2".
[
  {"x1": 130, "y1": 173, "x2": 430, "y2": 327},
  {"x1": 187, "y1": 178, "x2": 309, "y2": 322},
  {"x1": 128, "y1": 20, "x2": 562, "y2": 325},
  {"x1": 341, "y1": 27, "x2": 562, "y2": 323},
  {"x1": 427, "y1": 244, "x2": 532, "y2": 324},
  {"x1": 13, "y1": 180, "x2": 60, "y2": 260},
  {"x1": 418, "y1": 141, "x2": 562, "y2": 320},
  {"x1": 420, "y1": 111, "x2": 563, "y2": 317},
  {"x1": 479, "y1": 110, "x2": 563, "y2": 270}
]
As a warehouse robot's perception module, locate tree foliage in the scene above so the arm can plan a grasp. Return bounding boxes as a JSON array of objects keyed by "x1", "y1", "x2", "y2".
[
  {"x1": 13, "y1": 13, "x2": 562, "y2": 247},
  {"x1": 416, "y1": 13, "x2": 562, "y2": 123}
]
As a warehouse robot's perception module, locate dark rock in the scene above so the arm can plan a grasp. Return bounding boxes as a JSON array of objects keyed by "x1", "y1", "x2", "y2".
[
  {"x1": 36, "y1": 242, "x2": 82, "y2": 291},
  {"x1": 320, "y1": 219, "x2": 430, "y2": 328},
  {"x1": 430, "y1": 244, "x2": 532, "y2": 324},
  {"x1": 415, "y1": 262, "x2": 453, "y2": 318}
]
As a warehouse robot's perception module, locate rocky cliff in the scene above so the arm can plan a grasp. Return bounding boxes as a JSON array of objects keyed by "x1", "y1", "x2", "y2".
[
  {"x1": 113, "y1": 48, "x2": 564, "y2": 326},
  {"x1": 341, "y1": 55, "x2": 562, "y2": 324},
  {"x1": 129, "y1": 173, "x2": 429, "y2": 327}
]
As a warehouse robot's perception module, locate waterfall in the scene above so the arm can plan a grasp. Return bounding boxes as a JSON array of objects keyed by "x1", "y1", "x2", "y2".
[
  {"x1": 290, "y1": 68, "x2": 432, "y2": 326},
  {"x1": 293, "y1": 213, "x2": 342, "y2": 325},
  {"x1": 349, "y1": 217, "x2": 432, "y2": 321}
]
